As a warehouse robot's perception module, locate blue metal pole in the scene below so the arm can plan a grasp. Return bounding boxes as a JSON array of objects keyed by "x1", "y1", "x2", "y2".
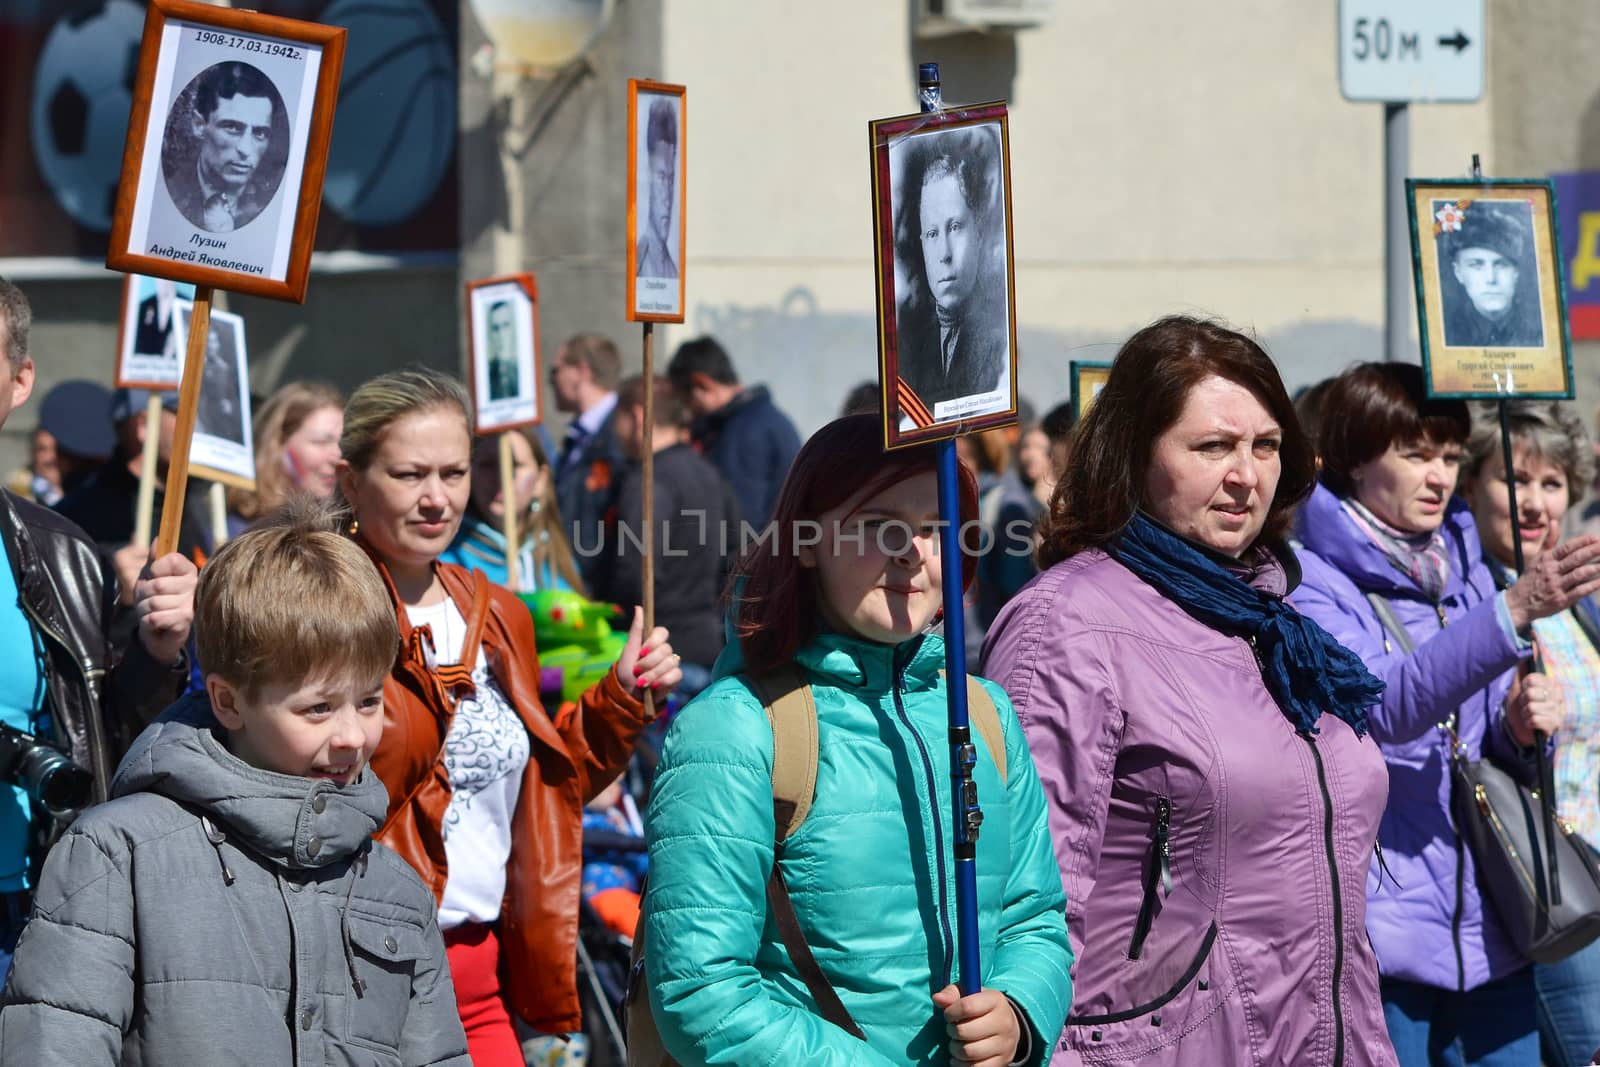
[{"x1": 920, "y1": 60, "x2": 983, "y2": 998}]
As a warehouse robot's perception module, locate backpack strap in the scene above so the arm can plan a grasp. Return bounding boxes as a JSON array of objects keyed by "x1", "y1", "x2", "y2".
[
  {"x1": 965, "y1": 677, "x2": 1008, "y2": 784},
  {"x1": 749, "y1": 667, "x2": 865, "y2": 1042},
  {"x1": 938, "y1": 671, "x2": 1009, "y2": 784},
  {"x1": 751, "y1": 667, "x2": 818, "y2": 842}
]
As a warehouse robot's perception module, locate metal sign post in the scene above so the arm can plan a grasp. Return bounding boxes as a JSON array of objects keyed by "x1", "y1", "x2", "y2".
[{"x1": 1339, "y1": 0, "x2": 1485, "y2": 360}]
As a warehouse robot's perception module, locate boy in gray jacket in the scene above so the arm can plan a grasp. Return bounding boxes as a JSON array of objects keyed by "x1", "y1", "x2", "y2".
[{"x1": 0, "y1": 513, "x2": 469, "y2": 1065}]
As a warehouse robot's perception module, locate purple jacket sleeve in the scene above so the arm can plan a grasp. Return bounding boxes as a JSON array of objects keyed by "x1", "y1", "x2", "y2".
[
  {"x1": 1291, "y1": 554, "x2": 1525, "y2": 747},
  {"x1": 982, "y1": 589, "x2": 1123, "y2": 967}
]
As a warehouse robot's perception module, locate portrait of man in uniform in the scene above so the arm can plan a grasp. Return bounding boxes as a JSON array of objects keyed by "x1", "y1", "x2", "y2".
[
  {"x1": 486, "y1": 300, "x2": 520, "y2": 402},
  {"x1": 1436, "y1": 200, "x2": 1545, "y2": 349},
  {"x1": 188, "y1": 312, "x2": 245, "y2": 446},
  {"x1": 634, "y1": 97, "x2": 680, "y2": 281},
  {"x1": 160, "y1": 61, "x2": 289, "y2": 234}
]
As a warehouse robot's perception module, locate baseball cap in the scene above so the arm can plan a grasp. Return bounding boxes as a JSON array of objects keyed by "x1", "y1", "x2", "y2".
[
  {"x1": 109, "y1": 387, "x2": 180, "y2": 425},
  {"x1": 38, "y1": 380, "x2": 115, "y2": 460}
]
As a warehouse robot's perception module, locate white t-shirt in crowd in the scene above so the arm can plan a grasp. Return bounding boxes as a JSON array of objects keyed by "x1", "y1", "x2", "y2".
[{"x1": 405, "y1": 596, "x2": 532, "y2": 929}]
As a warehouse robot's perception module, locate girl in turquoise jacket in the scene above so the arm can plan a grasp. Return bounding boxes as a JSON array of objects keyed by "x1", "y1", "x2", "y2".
[{"x1": 643, "y1": 414, "x2": 1072, "y2": 1066}]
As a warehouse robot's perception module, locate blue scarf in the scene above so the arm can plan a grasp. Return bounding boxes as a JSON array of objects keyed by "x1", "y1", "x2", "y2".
[{"x1": 1108, "y1": 514, "x2": 1383, "y2": 737}]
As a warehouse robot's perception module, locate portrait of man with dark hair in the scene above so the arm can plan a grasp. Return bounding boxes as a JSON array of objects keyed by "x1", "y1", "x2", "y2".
[
  {"x1": 1436, "y1": 199, "x2": 1545, "y2": 349},
  {"x1": 890, "y1": 126, "x2": 1009, "y2": 417},
  {"x1": 635, "y1": 97, "x2": 679, "y2": 280},
  {"x1": 486, "y1": 299, "x2": 520, "y2": 402},
  {"x1": 160, "y1": 61, "x2": 289, "y2": 234}
]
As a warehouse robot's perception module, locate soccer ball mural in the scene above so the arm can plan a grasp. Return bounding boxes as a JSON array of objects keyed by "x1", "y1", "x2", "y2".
[{"x1": 29, "y1": 0, "x2": 144, "y2": 233}]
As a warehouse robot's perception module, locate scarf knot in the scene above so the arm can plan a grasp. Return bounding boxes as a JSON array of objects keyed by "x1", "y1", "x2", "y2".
[{"x1": 1108, "y1": 514, "x2": 1383, "y2": 736}]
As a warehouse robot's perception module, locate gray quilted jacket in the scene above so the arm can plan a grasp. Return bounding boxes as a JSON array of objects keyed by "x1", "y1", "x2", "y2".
[{"x1": 0, "y1": 692, "x2": 469, "y2": 1066}]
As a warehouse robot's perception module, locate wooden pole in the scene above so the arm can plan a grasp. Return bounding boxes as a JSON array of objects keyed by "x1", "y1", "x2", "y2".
[
  {"x1": 207, "y1": 480, "x2": 229, "y2": 549},
  {"x1": 156, "y1": 286, "x2": 212, "y2": 558},
  {"x1": 499, "y1": 431, "x2": 520, "y2": 590},
  {"x1": 641, "y1": 322, "x2": 655, "y2": 718},
  {"x1": 132, "y1": 393, "x2": 161, "y2": 549}
]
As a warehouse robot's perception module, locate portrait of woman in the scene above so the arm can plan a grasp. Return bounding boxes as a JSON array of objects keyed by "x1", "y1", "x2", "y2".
[{"x1": 889, "y1": 123, "x2": 1011, "y2": 423}]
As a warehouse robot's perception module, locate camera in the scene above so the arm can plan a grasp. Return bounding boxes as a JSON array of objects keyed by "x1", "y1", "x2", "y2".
[{"x1": 0, "y1": 722, "x2": 92, "y2": 817}]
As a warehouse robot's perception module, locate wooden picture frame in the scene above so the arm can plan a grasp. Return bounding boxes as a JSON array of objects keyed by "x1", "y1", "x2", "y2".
[
  {"x1": 466, "y1": 273, "x2": 543, "y2": 434},
  {"x1": 174, "y1": 303, "x2": 256, "y2": 490},
  {"x1": 1407, "y1": 178, "x2": 1575, "y2": 399},
  {"x1": 1069, "y1": 360, "x2": 1113, "y2": 419},
  {"x1": 626, "y1": 79, "x2": 687, "y2": 323},
  {"x1": 869, "y1": 102, "x2": 1019, "y2": 450},
  {"x1": 106, "y1": 0, "x2": 346, "y2": 304},
  {"x1": 115, "y1": 273, "x2": 196, "y2": 389}
]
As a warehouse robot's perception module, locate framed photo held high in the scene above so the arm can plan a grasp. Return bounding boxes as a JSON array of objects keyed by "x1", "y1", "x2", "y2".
[
  {"x1": 1407, "y1": 178, "x2": 1575, "y2": 399},
  {"x1": 467, "y1": 274, "x2": 543, "y2": 434},
  {"x1": 174, "y1": 303, "x2": 256, "y2": 489},
  {"x1": 115, "y1": 273, "x2": 197, "y2": 389},
  {"x1": 626, "y1": 79, "x2": 686, "y2": 323},
  {"x1": 1069, "y1": 360, "x2": 1113, "y2": 420},
  {"x1": 869, "y1": 101, "x2": 1019, "y2": 449},
  {"x1": 106, "y1": 0, "x2": 346, "y2": 304}
]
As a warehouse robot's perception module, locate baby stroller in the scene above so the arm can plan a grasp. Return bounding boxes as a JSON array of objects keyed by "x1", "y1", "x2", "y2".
[{"x1": 573, "y1": 799, "x2": 648, "y2": 1065}]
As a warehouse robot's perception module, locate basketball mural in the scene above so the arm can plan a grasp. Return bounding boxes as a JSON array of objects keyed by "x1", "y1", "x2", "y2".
[
  {"x1": 320, "y1": 0, "x2": 456, "y2": 227},
  {"x1": 2, "y1": 0, "x2": 458, "y2": 255}
]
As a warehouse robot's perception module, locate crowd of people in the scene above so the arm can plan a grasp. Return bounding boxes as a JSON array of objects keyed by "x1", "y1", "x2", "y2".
[{"x1": 0, "y1": 271, "x2": 1598, "y2": 1067}]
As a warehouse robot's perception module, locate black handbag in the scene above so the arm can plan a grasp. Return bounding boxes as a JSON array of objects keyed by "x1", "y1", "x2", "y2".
[{"x1": 1368, "y1": 593, "x2": 1600, "y2": 964}]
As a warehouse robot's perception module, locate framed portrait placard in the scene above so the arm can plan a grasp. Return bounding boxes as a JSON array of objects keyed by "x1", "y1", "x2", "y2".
[
  {"x1": 1407, "y1": 178, "x2": 1575, "y2": 399},
  {"x1": 173, "y1": 303, "x2": 256, "y2": 489},
  {"x1": 106, "y1": 0, "x2": 346, "y2": 304},
  {"x1": 869, "y1": 102, "x2": 1019, "y2": 450},
  {"x1": 114, "y1": 273, "x2": 197, "y2": 389},
  {"x1": 1070, "y1": 360, "x2": 1113, "y2": 419},
  {"x1": 626, "y1": 79, "x2": 686, "y2": 324},
  {"x1": 467, "y1": 274, "x2": 543, "y2": 434}
]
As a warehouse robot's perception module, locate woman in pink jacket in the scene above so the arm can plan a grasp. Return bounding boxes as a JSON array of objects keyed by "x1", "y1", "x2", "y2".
[{"x1": 983, "y1": 316, "x2": 1397, "y2": 1066}]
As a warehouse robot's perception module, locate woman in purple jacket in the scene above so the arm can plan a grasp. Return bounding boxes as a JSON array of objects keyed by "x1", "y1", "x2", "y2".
[
  {"x1": 984, "y1": 316, "x2": 1397, "y2": 1066},
  {"x1": 1292, "y1": 363, "x2": 1600, "y2": 1066}
]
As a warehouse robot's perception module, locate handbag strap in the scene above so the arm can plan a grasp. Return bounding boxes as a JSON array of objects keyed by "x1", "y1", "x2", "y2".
[
  {"x1": 1365, "y1": 593, "x2": 1416, "y2": 655},
  {"x1": 1371, "y1": 593, "x2": 1567, "y2": 906}
]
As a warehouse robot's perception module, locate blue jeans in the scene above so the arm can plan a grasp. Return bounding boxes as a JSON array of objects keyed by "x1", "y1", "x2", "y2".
[
  {"x1": 1381, "y1": 971, "x2": 1540, "y2": 1067},
  {"x1": 1536, "y1": 934, "x2": 1600, "y2": 1067}
]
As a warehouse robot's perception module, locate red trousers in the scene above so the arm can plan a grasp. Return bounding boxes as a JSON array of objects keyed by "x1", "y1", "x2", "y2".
[{"x1": 443, "y1": 923, "x2": 524, "y2": 1066}]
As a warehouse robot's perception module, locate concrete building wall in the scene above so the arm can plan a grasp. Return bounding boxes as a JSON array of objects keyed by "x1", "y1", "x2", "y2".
[
  {"x1": 658, "y1": 0, "x2": 1494, "y2": 436},
  {"x1": 12, "y1": 1, "x2": 1600, "y2": 486},
  {"x1": 1490, "y1": 2, "x2": 1600, "y2": 420}
]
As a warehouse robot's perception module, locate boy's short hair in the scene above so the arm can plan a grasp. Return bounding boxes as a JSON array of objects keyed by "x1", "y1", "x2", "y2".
[{"x1": 195, "y1": 506, "x2": 398, "y2": 694}]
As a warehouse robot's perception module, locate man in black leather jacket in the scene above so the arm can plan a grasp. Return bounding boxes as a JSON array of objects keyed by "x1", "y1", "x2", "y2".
[{"x1": 0, "y1": 279, "x2": 194, "y2": 973}]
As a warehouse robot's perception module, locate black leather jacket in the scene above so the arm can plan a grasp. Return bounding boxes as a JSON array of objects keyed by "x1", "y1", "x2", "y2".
[{"x1": 0, "y1": 490, "x2": 186, "y2": 806}]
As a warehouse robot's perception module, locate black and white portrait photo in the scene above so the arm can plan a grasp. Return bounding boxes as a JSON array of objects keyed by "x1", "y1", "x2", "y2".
[
  {"x1": 176, "y1": 304, "x2": 256, "y2": 486},
  {"x1": 636, "y1": 97, "x2": 679, "y2": 281},
  {"x1": 626, "y1": 80, "x2": 685, "y2": 322},
  {"x1": 113, "y1": 4, "x2": 344, "y2": 302},
  {"x1": 469, "y1": 275, "x2": 542, "y2": 434},
  {"x1": 487, "y1": 300, "x2": 520, "y2": 402},
  {"x1": 1434, "y1": 199, "x2": 1545, "y2": 349},
  {"x1": 887, "y1": 120, "x2": 1014, "y2": 429},
  {"x1": 116, "y1": 274, "x2": 196, "y2": 389},
  {"x1": 160, "y1": 61, "x2": 289, "y2": 234}
]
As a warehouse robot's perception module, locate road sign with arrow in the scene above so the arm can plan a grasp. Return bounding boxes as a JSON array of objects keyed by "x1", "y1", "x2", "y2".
[{"x1": 1339, "y1": 0, "x2": 1485, "y2": 103}]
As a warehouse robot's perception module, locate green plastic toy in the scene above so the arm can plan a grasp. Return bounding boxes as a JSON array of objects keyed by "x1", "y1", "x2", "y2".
[{"x1": 520, "y1": 589, "x2": 628, "y2": 704}]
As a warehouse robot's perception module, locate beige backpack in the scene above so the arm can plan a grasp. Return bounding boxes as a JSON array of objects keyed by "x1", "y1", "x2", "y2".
[{"x1": 624, "y1": 666, "x2": 1007, "y2": 1065}]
